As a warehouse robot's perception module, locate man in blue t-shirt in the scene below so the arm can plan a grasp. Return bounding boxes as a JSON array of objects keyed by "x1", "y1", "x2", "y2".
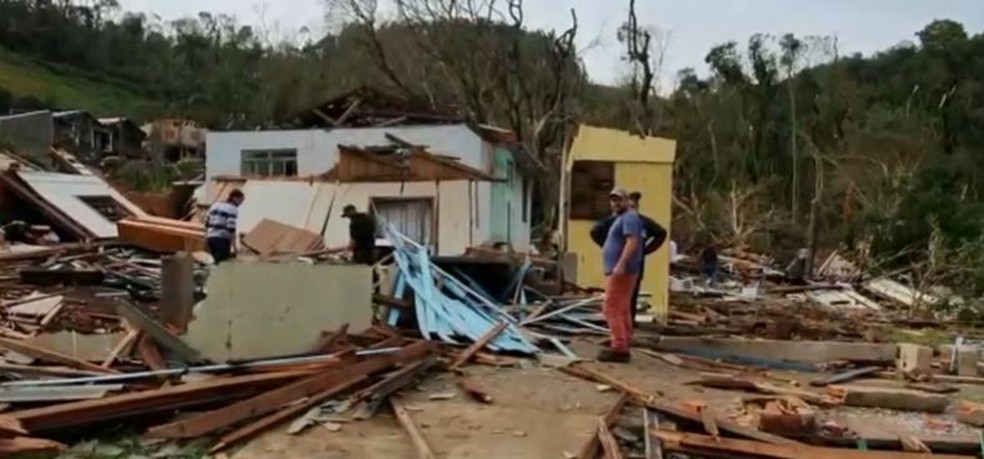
[{"x1": 598, "y1": 188, "x2": 643, "y2": 363}]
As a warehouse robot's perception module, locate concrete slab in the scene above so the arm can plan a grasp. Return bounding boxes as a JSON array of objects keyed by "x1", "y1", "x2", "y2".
[
  {"x1": 656, "y1": 337, "x2": 897, "y2": 364},
  {"x1": 186, "y1": 262, "x2": 373, "y2": 362}
]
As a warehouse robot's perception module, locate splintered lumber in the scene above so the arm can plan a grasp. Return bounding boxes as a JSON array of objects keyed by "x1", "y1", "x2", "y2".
[
  {"x1": 578, "y1": 393, "x2": 629, "y2": 459},
  {"x1": 101, "y1": 328, "x2": 140, "y2": 368},
  {"x1": 642, "y1": 409, "x2": 663, "y2": 459},
  {"x1": 561, "y1": 365, "x2": 798, "y2": 446},
  {"x1": 391, "y1": 397, "x2": 437, "y2": 459},
  {"x1": 309, "y1": 324, "x2": 350, "y2": 353},
  {"x1": 136, "y1": 335, "x2": 167, "y2": 371},
  {"x1": 148, "y1": 342, "x2": 434, "y2": 439},
  {"x1": 116, "y1": 302, "x2": 201, "y2": 362},
  {"x1": 10, "y1": 371, "x2": 311, "y2": 432},
  {"x1": 654, "y1": 430, "x2": 973, "y2": 459},
  {"x1": 900, "y1": 436, "x2": 932, "y2": 453},
  {"x1": 160, "y1": 252, "x2": 195, "y2": 332},
  {"x1": 455, "y1": 373, "x2": 493, "y2": 404},
  {"x1": 0, "y1": 337, "x2": 116, "y2": 375},
  {"x1": 826, "y1": 385, "x2": 949, "y2": 413},
  {"x1": 956, "y1": 400, "x2": 984, "y2": 427},
  {"x1": 208, "y1": 359, "x2": 420, "y2": 455},
  {"x1": 597, "y1": 418, "x2": 624, "y2": 459},
  {"x1": 449, "y1": 322, "x2": 507, "y2": 370},
  {"x1": 690, "y1": 374, "x2": 832, "y2": 406},
  {"x1": 810, "y1": 366, "x2": 881, "y2": 387},
  {"x1": 0, "y1": 437, "x2": 66, "y2": 455},
  {"x1": 564, "y1": 364, "x2": 663, "y2": 403},
  {"x1": 0, "y1": 415, "x2": 27, "y2": 436}
]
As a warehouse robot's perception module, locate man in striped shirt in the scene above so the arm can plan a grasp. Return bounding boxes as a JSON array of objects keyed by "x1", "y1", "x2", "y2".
[{"x1": 205, "y1": 189, "x2": 245, "y2": 264}]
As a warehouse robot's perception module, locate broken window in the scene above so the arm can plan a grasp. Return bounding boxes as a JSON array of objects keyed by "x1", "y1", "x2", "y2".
[
  {"x1": 569, "y1": 161, "x2": 615, "y2": 220},
  {"x1": 241, "y1": 149, "x2": 298, "y2": 177},
  {"x1": 78, "y1": 195, "x2": 131, "y2": 222}
]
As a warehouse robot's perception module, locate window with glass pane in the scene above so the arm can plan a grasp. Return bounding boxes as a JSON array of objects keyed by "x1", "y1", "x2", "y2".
[{"x1": 241, "y1": 149, "x2": 298, "y2": 177}]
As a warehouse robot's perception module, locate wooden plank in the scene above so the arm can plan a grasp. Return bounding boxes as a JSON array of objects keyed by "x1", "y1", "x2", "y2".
[
  {"x1": 642, "y1": 409, "x2": 663, "y2": 459},
  {"x1": 0, "y1": 437, "x2": 65, "y2": 455},
  {"x1": 699, "y1": 405, "x2": 719, "y2": 438},
  {"x1": 0, "y1": 363, "x2": 103, "y2": 378},
  {"x1": 578, "y1": 393, "x2": 629, "y2": 459},
  {"x1": 598, "y1": 417, "x2": 624, "y2": 459},
  {"x1": 455, "y1": 373, "x2": 493, "y2": 404},
  {"x1": 309, "y1": 324, "x2": 349, "y2": 353},
  {"x1": 0, "y1": 337, "x2": 116, "y2": 375},
  {"x1": 563, "y1": 364, "x2": 663, "y2": 403},
  {"x1": 654, "y1": 430, "x2": 974, "y2": 459},
  {"x1": 0, "y1": 415, "x2": 27, "y2": 436},
  {"x1": 211, "y1": 356, "x2": 437, "y2": 454},
  {"x1": 10, "y1": 371, "x2": 311, "y2": 432},
  {"x1": 147, "y1": 342, "x2": 434, "y2": 438},
  {"x1": 449, "y1": 322, "x2": 507, "y2": 370},
  {"x1": 810, "y1": 366, "x2": 881, "y2": 387},
  {"x1": 391, "y1": 397, "x2": 437, "y2": 459},
  {"x1": 137, "y1": 334, "x2": 167, "y2": 371},
  {"x1": 101, "y1": 328, "x2": 140, "y2": 368},
  {"x1": 160, "y1": 252, "x2": 195, "y2": 332},
  {"x1": 116, "y1": 302, "x2": 200, "y2": 363},
  {"x1": 647, "y1": 399, "x2": 800, "y2": 446}
]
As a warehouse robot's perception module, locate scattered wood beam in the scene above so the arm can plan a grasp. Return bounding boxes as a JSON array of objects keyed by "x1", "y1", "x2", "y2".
[
  {"x1": 597, "y1": 417, "x2": 624, "y2": 459},
  {"x1": 391, "y1": 397, "x2": 437, "y2": 459},
  {"x1": 10, "y1": 371, "x2": 311, "y2": 432},
  {"x1": 116, "y1": 302, "x2": 200, "y2": 363},
  {"x1": 0, "y1": 337, "x2": 116, "y2": 375},
  {"x1": 653, "y1": 430, "x2": 973, "y2": 459},
  {"x1": 309, "y1": 324, "x2": 349, "y2": 353},
  {"x1": 642, "y1": 409, "x2": 663, "y2": 459},
  {"x1": 810, "y1": 366, "x2": 881, "y2": 387},
  {"x1": 0, "y1": 437, "x2": 66, "y2": 456},
  {"x1": 101, "y1": 328, "x2": 140, "y2": 368},
  {"x1": 449, "y1": 322, "x2": 507, "y2": 370},
  {"x1": 577, "y1": 393, "x2": 629, "y2": 459},
  {"x1": 455, "y1": 373, "x2": 493, "y2": 404},
  {"x1": 148, "y1": 342, "x2": 433, "y2": 439}
]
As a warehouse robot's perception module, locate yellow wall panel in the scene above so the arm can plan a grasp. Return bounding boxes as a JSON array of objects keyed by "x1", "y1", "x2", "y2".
[{"x1": 566, "y1": 162, "x2": 673, "y2": 322}]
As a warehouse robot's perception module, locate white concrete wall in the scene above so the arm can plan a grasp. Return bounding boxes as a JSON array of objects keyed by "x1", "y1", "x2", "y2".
[
  {"x1": 205, "y1": 124, "x2": 486, "y2": 179},
  {"x1": 221, "y1": 179, "x2": 480, "y2": 256},
  {"x1": 206, "y1": 124, "x2": 500, "y2": 249}
]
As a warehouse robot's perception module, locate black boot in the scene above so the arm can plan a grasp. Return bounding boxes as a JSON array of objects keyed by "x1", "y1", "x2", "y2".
[{"x1": 597, "y1": 348, "x2": 631, "y2": 363}]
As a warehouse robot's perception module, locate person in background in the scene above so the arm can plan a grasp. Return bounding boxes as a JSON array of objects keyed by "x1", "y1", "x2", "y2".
[
  {"x1": 590, "y1": 191, "x2": 667, "y2": 326},
  {"x1": 597, "y1": 188, "x2": 644, "y2": 363},
  {"x1": 698, "y1": 238, "x2": 719, "y2": 288},
  {"x1": 785, "y1": 248, "x2": 810, "y2": 285},
  {"x1": 205, "y1": 189, "x2": 244, "y2": 264},
  {"x1": 330, "y1": 204, "x2": 378, "y2": 265}
]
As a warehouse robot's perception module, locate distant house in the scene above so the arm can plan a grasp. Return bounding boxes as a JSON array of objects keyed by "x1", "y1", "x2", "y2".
[
  {"x1": 52, "y1": 110, "x2": 111, "y2": 163},
  {"x1": 144, "y1": 118, "x2": 206, "y2": 162},
  {"x1": 201, "y1": 87, "x2": 539, "y2": 256},
  {"x1": 0, "y1": 111, "x2": 147, "y2": 166},
  {"x1": 98, "y1": 117, "x2": 148, "y2": 159},
  {"x1": 0, "y1": 111, "x2": 54, "y2": 160}
]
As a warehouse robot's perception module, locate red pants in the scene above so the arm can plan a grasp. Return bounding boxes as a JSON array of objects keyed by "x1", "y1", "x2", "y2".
[{"x1": 604, "y1": 273, "x2": 638, "y2": 351}]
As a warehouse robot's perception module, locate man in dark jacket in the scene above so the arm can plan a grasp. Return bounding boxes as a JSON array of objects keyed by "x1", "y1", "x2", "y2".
[{"x1": 590, "y1": 191, "x2": 667, "y2": 325}]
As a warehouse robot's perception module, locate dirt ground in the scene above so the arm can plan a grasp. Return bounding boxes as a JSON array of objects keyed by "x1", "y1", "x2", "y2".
[{"x1": 231, "y1": 337, "x2": 981, "y2": 458}]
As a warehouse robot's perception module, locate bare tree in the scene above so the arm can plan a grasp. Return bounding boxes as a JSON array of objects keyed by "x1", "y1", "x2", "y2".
[
  {"x1": 617, "y1": 0, "x2": 668, "y2": 135},
  {"x1": 325, "y1": 0, "x2": 582, "y2": 228}
]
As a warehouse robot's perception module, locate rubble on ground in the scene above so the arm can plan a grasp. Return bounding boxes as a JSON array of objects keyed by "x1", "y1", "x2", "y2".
[{"x1": 2, "y1": 149, "x2": 984, "y2": 457}]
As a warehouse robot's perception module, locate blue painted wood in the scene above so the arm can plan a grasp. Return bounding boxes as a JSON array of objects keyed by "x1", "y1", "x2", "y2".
[{"x1": 385, "y1": 223, "x2": 537, "y2": 354}]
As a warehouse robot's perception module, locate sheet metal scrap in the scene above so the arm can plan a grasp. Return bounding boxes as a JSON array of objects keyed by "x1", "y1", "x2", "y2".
[{"x1": 385, "y1": 225, "x2": 538, "y2": 354}]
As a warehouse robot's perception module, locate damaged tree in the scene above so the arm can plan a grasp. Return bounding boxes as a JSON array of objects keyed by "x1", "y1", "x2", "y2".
[
  {"x1": 325, "y1": 0, "x2": 584, "y2": 227},
  {"x1": 617, "y1": 0, "x2": 668, "y2": 135}
]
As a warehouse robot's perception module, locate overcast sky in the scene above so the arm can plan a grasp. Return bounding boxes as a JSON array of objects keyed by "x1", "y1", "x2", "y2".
[{"x1": 117, "y1": 0, "x2": 984, "y2": 87}]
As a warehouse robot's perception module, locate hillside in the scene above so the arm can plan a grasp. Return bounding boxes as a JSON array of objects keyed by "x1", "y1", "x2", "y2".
[{"x1": 0, "y1": 49, "x2": 160, "y2": 118}]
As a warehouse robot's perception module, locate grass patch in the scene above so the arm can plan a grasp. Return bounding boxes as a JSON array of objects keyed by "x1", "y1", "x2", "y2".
[{"x1": 0, "y1": 49, "x2": 161, "y2": 118}]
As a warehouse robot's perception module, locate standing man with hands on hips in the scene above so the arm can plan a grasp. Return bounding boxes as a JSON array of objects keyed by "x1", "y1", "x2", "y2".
[{"x1": 597, "y1": 188, "x2": 644, "y2": 363}]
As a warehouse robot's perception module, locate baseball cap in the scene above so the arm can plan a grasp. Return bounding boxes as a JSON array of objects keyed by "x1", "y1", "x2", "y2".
[{"x1": 609, "y1": 188, "x2": 628, "y2": 199}]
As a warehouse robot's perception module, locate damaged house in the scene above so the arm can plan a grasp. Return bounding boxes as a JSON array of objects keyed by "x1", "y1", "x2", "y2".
[{"x1": 204, "y1": 88, "x2": 538, "y2": 256}]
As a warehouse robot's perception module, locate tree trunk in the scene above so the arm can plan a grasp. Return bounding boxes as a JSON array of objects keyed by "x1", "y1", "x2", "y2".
[{"x1": 804, "y1": 153, "x2": 823, "y2": 277}]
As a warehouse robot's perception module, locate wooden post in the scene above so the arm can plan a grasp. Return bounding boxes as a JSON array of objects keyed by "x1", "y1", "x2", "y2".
[{"x1": 160, "y1": 251, "x2": 194, "y2": 333}]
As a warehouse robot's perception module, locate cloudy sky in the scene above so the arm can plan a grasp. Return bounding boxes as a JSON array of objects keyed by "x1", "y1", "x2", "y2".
[{"x1": 117, "y1": 0, "x2": 984, "y2": 87}]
